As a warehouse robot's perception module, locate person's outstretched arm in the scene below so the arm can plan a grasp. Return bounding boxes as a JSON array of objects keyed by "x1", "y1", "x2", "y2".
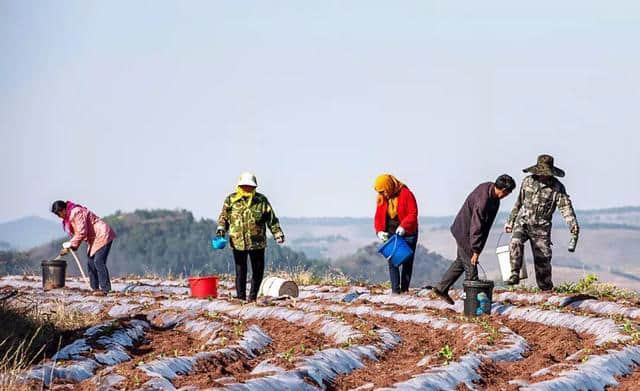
[{"x1": 557, "y1": 191, "x2": 579, "y2": 235}]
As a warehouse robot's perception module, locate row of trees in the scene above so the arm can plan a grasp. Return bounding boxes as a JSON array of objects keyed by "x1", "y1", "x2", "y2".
[{"x1": 23, "y1": 209, "x2": 331, "y2": 278}]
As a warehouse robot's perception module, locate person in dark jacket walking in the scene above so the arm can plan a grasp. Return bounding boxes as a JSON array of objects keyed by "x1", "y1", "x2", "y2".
[{"x1": 432, "y1": 175, "x2": 516, "y2": 304}]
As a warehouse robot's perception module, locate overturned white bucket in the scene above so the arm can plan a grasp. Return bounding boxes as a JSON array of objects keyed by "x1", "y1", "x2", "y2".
[
  {"x1": 258, "y1": 276, "x2": 299, "y2": 298},
  {"x1": 496, "y1": 245, "x2": 528, "y2": 282}
]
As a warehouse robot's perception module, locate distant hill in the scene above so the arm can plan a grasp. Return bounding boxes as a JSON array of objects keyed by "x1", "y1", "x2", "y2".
[
  {"x1": 281, "y1": 206, "x2": 640, "y2": 231},
  {"x1": 332, "y1": 242, "x2": 454, "y2": 288},
  {"x1": 19, "y1": 210, "x2": 328, "y2": 278},
  {"x1": 0, "y1": 216, "x2": 61, "y2": 250}
]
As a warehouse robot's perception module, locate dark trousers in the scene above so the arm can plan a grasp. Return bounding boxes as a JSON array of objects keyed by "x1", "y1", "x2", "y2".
[
  {"x1": 436, "y1": 244, "x2": 478, "y2": 293},
  {"x1": 510, "y1": 228, "x2": 554, "y2": 290},
  {"x1": 88, "y1": 241, "x2": 112, "y2": 292},
  {"x1": 233, "y1": 248, "x2": 265, "y2": 301},
  {"x1": 388, "y1": 234, "x2": 418, "y2": 293}
]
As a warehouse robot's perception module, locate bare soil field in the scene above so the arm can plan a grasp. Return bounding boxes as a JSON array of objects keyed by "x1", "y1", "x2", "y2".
[{"x1": 0, "y1": 275, "x2": 639, "y2": 390}]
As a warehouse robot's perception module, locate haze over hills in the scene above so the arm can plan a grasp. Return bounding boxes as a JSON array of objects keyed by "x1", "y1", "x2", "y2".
[
  {"x1": 0, "y1": 207, "x2": 638, "y2": 290},
  {"x1": 0, "y1": 216, "x2": 60, "y2": 250}
]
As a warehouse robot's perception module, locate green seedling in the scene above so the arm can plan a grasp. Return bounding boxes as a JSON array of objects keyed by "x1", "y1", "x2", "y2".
[
  {"x1": 438, "y1": 344, "x2": 454, "y2": 364},
  {"x1": 283, "y1": 347, "x2": 295, "y2": 362}
]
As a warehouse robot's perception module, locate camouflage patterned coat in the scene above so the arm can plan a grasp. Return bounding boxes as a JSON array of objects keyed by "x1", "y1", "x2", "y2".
[
  {"x1": 506, "y1": 175, "x2": 579, "y2": 236},
  {"x1": 217, "y1": 192, "x2": 284, "y2": 251}
]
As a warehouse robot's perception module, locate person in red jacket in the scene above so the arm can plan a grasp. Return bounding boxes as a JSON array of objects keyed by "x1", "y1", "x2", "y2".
[{"x1": 374, "y1": 174, "x2": 419, "y2": 294}]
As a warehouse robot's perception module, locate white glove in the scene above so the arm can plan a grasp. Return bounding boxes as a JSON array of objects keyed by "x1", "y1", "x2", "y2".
[
  {"x1": 377, "y1": 232, "x2": 389, "y2": 242},
  {"x1": 395, "y1": 226, "x2": 406, "y2": 236},
  {"x1": 62, "y1": 241, "x2": 72, "y2": 249}
]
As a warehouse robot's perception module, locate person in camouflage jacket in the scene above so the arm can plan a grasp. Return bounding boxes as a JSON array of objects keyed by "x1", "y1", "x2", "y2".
[
  {"x1": 216, "y1": 172, "x2": 284, "y2": 301},
  {"x1": 505, "y1": 155, "x2": 579, "y2": 290}
]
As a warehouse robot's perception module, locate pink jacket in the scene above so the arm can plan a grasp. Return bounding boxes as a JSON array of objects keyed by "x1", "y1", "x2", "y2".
[{"x1": 68, "y1": 206, "x2": 116, "y2": 257}]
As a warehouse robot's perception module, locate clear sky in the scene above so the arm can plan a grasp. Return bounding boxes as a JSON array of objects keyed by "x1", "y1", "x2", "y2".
[{"x1": 2, "y1": 1, "x2": 639, "y2": 222}]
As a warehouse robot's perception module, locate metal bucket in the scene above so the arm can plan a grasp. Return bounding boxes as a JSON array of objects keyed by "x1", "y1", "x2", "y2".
[
  {"x1": 258, "y1": 276, "x2": 299, "y2": 298},
  {"x1": 496, "y1": 233, "x2": 528, "y2": 282},
  {"x1": 41, "y1": 259, "x2": 66, "y2": 290}
]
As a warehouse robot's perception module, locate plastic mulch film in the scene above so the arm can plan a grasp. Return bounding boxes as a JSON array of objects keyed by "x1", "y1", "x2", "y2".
[
  {"x1": 138, "y1": 325, "x2": 272, "y2": 383},
  {"x1": 120, "y1": 284, "x2": 190, "y2": 295},
  {"x1": 108, "y1": 303, "x2": 142, "y2": 318},
  {"x1": 380, "y1": 352, "x2": 485, "y2": 390},
  {"x1": 161, "y1": 299, "x2": 363, "y2": 344},
  {"x1": 51, "y1": 338, "x2": 92, "y2": 361},
  {"x1": 295, "y1": 302, "x2": 459, "y2": 332},
  {"x1": 67, "y1": 301, "x2": 105, "y2": 315},
  {"x1": 492, "y1": 304, "x2": 630, "y2": 346},
  {"x1": 137, "y1": 376, "x2": 178, "y2": 391},
  {"x1": 147, "y1": 310, "x2": 188, "y2": 329},
  {"x1": 219, "y1": 328, "x2": 401, "y2": 391},
  {"x1": 520, "y1": 345, "x2": 640, "y2": 391},
  {"x1": 495, "y1": 292, "x2": 640, "y2": 320},
  {"x1": 316, "y1": 291, "x2": 631, "y2": 347},
  {"x1": 23, "y1": 360, "x2": 100, "y2": 386},
  {"x1": 22, "y1": 320, "x2": 149, "y2": 386},
  {"x1": 182, "y1": 319, "x2": 225, "y2": 344},
  {"x1": 228, "y1": 305, "x2": 363, "y2": 344}
]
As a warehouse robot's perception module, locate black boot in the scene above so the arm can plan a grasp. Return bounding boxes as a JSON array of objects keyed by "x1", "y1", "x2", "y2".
[
  {"x1": 507, "y1": 274, "x2": 520, "y2": 286},
  {"x1": 432, "y1": 287, "x2": 455, "y2": 305}
]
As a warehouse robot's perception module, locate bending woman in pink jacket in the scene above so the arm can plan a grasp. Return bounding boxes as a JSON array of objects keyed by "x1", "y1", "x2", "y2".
[{"x1": 51, "y1": 200, "x2": 116, "y2": 294}]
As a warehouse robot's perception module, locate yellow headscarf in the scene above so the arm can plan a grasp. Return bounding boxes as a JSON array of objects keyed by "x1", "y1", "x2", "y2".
[
  {"x1": 374, "y1": 174, "x2": 405, "y2": 218},
  {"x1": 231, "y1": 186, "x2": 256, "y2": 205}
]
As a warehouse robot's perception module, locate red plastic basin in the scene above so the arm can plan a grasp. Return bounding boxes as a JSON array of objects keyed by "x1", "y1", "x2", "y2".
[{"x1": 188, "y1": 276, "x2": 218, "y2": 298}]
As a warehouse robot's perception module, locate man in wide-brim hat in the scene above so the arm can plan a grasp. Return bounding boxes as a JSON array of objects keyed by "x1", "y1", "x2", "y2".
[{"x1": 505, "y1": 154, "x2": 580, "y2": 290}]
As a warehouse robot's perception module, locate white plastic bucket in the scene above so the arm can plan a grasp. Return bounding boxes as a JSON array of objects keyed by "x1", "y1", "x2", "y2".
[
  {"x1": 258, "y1": 276, "x2": 299, "y2": 298},
  {"x1": 496, "y1": 239, "x2": 528, "y2": 282}
]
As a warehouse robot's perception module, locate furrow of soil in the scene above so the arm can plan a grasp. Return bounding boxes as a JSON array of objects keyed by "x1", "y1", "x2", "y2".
[
  {"x1": 172, "y1": 317, "x2": 334, "y2": 387},
  {"x1": 476, "y1": 317, "x2": 598, "y2": 390},
  {"x1": 73, "y1": 318, "x2": 241, "y2": 391},
  {"x1": 610, "y1": 367, "x2": 640, "y2": 390},
  {"x1": 331, "y1": 314, "x2": 470, "y2": 390}
]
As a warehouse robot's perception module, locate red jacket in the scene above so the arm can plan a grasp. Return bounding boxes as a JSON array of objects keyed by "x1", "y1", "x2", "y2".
[{"x1": 374, "y1": 186, "x2": 419, "y2": 235}]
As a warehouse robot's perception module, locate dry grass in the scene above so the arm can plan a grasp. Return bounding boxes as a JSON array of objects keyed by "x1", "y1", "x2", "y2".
[
  {"x1": 0, "y1": 295, "x2": 97, "y2": 390},
  {"x1": 0, "y1": 328, "x2": 46, "y2": 391},
  {"x1": 270, "y1": 268, "x2": 352, "y2": 287}
]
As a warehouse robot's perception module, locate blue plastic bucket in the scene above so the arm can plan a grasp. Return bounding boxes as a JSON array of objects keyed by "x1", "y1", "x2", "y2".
[
  {"x1": 211, "y1": 237, "x2": 228, "y2": 250},
  {"x1": 378, "y1": 234, "x2": 413, "y2": 267}
]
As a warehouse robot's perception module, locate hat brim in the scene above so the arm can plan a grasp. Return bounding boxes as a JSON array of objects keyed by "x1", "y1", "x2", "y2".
[
  {"x1": 238, "y1": 181, "x2": 257, "y2": 187},
  {"x1": 523, "y1": 165, "x2": 565, "y2": 177}
]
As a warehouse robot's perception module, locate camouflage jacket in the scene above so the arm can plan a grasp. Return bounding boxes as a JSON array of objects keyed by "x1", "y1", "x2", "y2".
[
  {"x1": 506, "y1": 175, "x2": 579, "y2": 236},
  {"x1": 217, "y1": 192, "x2": 284, "y2": 251}
]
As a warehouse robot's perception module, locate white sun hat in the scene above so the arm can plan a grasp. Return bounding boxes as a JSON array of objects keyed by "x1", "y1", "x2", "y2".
[{"x1": 237, "y1": 172, "x2": 258, "y2": 187}]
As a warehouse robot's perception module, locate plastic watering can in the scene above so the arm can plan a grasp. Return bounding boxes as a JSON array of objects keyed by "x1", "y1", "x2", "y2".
[{"x1": 211, "y1": 237, "x2": 228, "y2": 250}]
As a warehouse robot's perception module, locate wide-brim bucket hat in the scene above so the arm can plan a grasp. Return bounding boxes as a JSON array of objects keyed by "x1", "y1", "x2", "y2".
[
  {"x1": 523, "y1": 154, "x2": 565, "y2": 177},
  {"x1": 237, "y1": 172, "x2": 258, "y2": 187}
]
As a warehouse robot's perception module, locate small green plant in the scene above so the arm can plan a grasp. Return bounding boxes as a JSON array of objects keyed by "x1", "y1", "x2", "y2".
[
  {"x1": 340, "y1": 338, "x2": 354, "y2": 349},
  {"x1": 622, "y1": 320, "x2": 640, "y2": 343},
  {"x1": 555, "y1": 273, "x2": 640, "y2": 302},
  {"x1": 282, "y1": 347, "x2": 295, "y2": 362},
  {"x1": 232, "y1": 320, "x2": 245, "y2": 337},
  {"x1": 479, "y1": 320, "x2": 500, "y2": 345},
  {"x1": 438, "y1": 344, "x2": 454, "y2": 364}
]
